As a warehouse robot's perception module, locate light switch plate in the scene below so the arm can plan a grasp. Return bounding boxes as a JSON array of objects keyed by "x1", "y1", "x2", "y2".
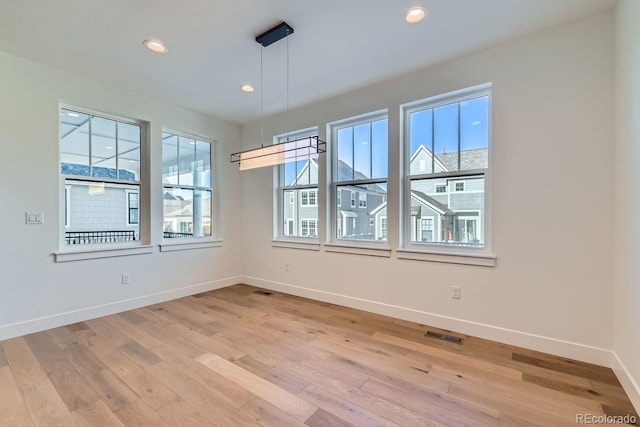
[{"x1": 26, "y1": 211, "x2": 44, "y2": 224}]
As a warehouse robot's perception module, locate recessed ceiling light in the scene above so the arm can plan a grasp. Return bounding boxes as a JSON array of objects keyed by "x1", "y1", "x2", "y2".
[
  {"x1": 143, "y1": 39, "x2": 168, "y2": 54},
  {"x1": 405, "y1": 6, "x2": 427, "y2": 23},
  {"x1": 241, "y1": 84, "x2": 255, "y2": 93}
]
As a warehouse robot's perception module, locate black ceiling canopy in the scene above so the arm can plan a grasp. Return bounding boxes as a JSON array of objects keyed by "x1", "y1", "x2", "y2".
[{"x1": 255, "y1": 21, "x2": 294, "y2": 47}]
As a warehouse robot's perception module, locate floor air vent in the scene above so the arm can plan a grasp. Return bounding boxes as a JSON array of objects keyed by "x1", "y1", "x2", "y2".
[
  {"x1": 425, "y1": 331, "x2": 464, "y2": 345},
  {"x1": 254, "y1": 290, "x2": 273, "y2": 296}
]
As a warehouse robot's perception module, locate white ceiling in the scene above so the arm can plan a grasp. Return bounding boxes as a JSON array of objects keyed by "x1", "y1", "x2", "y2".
[{"x1": 0, "y1": 0, "x2": 615, "y2": 124}]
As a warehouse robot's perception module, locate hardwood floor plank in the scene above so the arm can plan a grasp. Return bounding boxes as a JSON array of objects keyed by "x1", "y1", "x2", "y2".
[
  {"x1": 240, "y1": 396, "x2": 308, "y2": 427},
  {"x1": 196, "y1": 352, "x2": 318, "y2": 422},
  {"x1": 304, "y1": 408, "x2": 355, "y2": 427},
  {"x1": 0, "y1": 344, "x2": 8, "y2": 367},
  {"x1": 2, "y1": 337, "x2": 78, "y2": 427},
  {"x1": 298, "y1": 385, "x2": 399, "y2": 427},
  {"x1": 0, "y1": 366, "x2": 34, "y2": 427},
  {"x1": 71, "y1": 400, "x2": 124, "y2": 427},
  {"x1": 113, "y1": 400, "x2": 171, "y2": 427},
  {"x1": 81, "y1": 370, "x2": 138, "y2": 412},
  {"x1": 155, "y1": 399, "x2": 215, "y2": 427},
  {"x1": 145, "y1": 361, "x2": 260, "y2": 427},
  {"x1": 0, "y1": 284, "x2": 635, "y2": 426}
]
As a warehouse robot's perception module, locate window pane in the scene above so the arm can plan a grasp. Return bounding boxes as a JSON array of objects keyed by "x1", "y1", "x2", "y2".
[
  {"x1": 409, "y1": 176, "x2": 484, "y2": 247},
  {"x1": 337, "y1": 127, "x2": 354, "y2": 181},
  {"x1": 434, "y1": 103, "x2": 459, "y2": 172},
  {"x1": 193, "y1": 189, "x2": 212, "y2": 237},
  {"x1": 90, "y1": 116, "x2": 117, "y2": 178},
  {"x1": 282, "y1": 188, "x2": 318, "y2": 238},
  {"x1": 162, "y1": 133, "x2": 179, "y2": 185},
  {"x1": 409, "y1": 109, "x2": 433, "y2": 175},
  {"x1": 64, "y1": 180, "x2": 139, "y2": 245},
  {"x1": 163, "y1": 188, "x2": 194, "y2": 238},
  {"x1": 336, "y1": 182, "x2": 387, "y2": 242},
  {"x1": 460, "y1": 96, "x2": 489, "y2": 170},
  {"x1": 371, "y1": 119, "x2": 388, "y2": 179},
  {"x1": 60, "y1": 109, "x2": 90, "y2": 176},
  {"x1": 178, "y1": 136, "x2": 195, "y2": 186},
  {"x1": 353, "y1": 123, "x2": 371, "y2": 179},
  {"x1": 195, "y1": 140, "x2": 211, "y2": 187},
  {"x1": 118, "y1": 122, "x2": 140, "y2": 181}
]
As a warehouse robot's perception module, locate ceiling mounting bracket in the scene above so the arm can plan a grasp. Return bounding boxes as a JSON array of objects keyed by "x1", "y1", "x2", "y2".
[{"x1": 255, "y1": 21, "x2": 294, "y2": 47}]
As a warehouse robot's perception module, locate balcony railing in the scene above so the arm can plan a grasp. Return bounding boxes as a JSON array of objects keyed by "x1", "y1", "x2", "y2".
[
  {"x1": 65, "y1": 230, "x2": 137, "y2": 245},
  {"x1": 163, "y1": 231, "x2": 193, "y2": 239}
]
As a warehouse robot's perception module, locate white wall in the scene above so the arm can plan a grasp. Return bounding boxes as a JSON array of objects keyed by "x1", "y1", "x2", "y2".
[
  {"x1": 0, "y1": 51, "x2": 243, "y2": 339},
  {"x1": 613, "y1": 0, "x2": 640, "y2": 411},
  {"x1": 241, "y1": 13, "x2": 615, "y2": 364}
]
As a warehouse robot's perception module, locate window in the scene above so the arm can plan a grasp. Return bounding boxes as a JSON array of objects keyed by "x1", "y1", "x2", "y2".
[
  {"x1": 403, "y1": 84, "x2": 490, "y2": 250},
  {"x1": 162, "y1": 131, "x2": 213, "y2": 239},
  {"x1": 358, "y1": 193, "x2": 367, "y2": 208},
  {"x1": 301, "y1": 219, "x2": 318, "y2": 237},
  {"x1": 127, "y1": 191, "x2": 139, "y2": 225},
  {"x1": 337, "y1": 190, "x2": 341, "y2": 207},
  {"x1": 276, "y1": 128, "x2": 319, "y2": 239},
  {"x1": 331, "y1": 111, "x2": 388, "y2": 242},
  {"x1": 301, "y1": 189, "x2": 317, "y2": 206},
  {"x1": 60, "y1": 108, "x2": 143, "y2": 246}
]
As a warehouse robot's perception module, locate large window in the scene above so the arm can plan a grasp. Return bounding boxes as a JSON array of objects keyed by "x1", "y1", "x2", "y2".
[
  {"x1": 60, "y1": 108, "x2": 142, "y2": 246},
  {"x1": 403, "y1": 84, "x2": 490, "y2": 250},
  {"x1": 162, "y1": 131, "x2": 213, "y2": 238},
  {"x1": 331, "y1": 112, "x2": 388, "y2": 242},
  {"x1": 277, "y1": 128, "x2": 319, "y2": 239}
]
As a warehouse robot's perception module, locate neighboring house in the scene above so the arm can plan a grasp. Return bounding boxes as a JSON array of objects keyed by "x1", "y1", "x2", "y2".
[
  {"x1": 373, "y1": 145, "x2": 487, "y2": 245},
  {"x1": 282, "y1": 158, "x2": 386, "y2": 240}
]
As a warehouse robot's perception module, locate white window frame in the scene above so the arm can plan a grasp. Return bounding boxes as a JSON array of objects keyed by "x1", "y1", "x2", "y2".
[
  {"x1": 301, "y1": 189, "x2": 318, "y2": 207},
  {"x1": 274, "y1": 127, "x2": 320, "y2": 243},
  {"x1": 57, "y1": 105, "x2": 148, "y2": 259},
  {"x1": 328, "y1": 110, "x2": 389, "y2": 251},
  {"x1": 435, "y1": 184, "x2": 447, "y2": 193},
  {"x1": 400, "y1": 83, "x2": 493, "y2": 262},
  {"x1": 454, "y1": 181, "x2": 465, "y2": 192},
  {"x1": 161, "y1": 129, "x2": 215, "y2": 242}
]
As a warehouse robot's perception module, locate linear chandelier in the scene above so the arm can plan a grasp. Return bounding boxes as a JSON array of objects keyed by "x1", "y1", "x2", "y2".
[
  {"x1": 231, "y1": 135, "x2": 326, "y2": 170},
  {"x1": 230, "y1": 21, "x2": 326, "y2": 170}
]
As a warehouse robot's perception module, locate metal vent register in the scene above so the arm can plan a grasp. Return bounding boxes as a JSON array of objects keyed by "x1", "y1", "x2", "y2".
[{"x1": 425, "y1": 330, "x2": 464, "y2": 345}]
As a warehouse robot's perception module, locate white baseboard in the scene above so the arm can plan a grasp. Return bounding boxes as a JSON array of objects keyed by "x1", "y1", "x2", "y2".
[
  {"x1": 611, "y1": 352, "x2": 640, "y2": 413},
  {"x1": 241, "y1": 276, "x2": 613, "y2": 367},
  {"x1": 0, "y1": 275, "x2": 241, "y2": 341}
]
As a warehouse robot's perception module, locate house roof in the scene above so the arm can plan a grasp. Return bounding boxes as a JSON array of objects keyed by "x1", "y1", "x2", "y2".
[
  {"x1": 436, "y1": 148, "x2": 488, "y2": 171},
  {"x1": 412, "y1": 190, "x2": 453, "y2": 215}
]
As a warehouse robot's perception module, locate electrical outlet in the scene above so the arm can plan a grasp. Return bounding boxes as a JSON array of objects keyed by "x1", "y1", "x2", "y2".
[
  {"x1": 451, "y1": 285, "x2": 461, "y2": 299},
  {"x1": 122, "y1": 273, "x2": 131, "y2": 285},
  {"x1": 285, "y1": 263, "x2": 289, "y2": 272}
]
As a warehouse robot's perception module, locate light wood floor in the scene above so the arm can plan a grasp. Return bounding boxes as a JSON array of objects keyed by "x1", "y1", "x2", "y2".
[{"x1": 0, "y1": 285, "x2": 637, "y2": 427}]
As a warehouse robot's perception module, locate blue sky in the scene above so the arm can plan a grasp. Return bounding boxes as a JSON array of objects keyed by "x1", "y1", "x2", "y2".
[
  {"x1": 284, "y1": 95, "x2": 488, "y2": 182},
  {"x1": 410, "y1": 95, "x2": 489, "y2": 157}
]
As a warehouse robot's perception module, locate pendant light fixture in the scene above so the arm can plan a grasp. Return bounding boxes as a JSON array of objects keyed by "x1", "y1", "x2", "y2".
[{"x1": 231, "y1": 21, "x2": 326, "y2": 170}]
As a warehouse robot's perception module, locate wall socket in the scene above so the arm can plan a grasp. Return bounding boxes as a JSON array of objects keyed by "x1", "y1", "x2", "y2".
[
  {"x1": 451, "y1": 285, "x2": 461, "y2": 299},
  {"x1": 285, "y1": 263, "x2": 289, "y2": 272},
  {"x1": 121, "y1": 273, "x2": 131, "y2": 285}
]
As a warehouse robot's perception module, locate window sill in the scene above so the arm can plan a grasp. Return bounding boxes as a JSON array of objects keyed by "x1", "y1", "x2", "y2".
[
  {"x1": 324, "y1": 243, "x2": 392, "y2": 258},
  {"x1": 272, "y1": 240, "x2": 321, "y2": 251},
  {"x1": 396, "y1": 248, "x2": 496, "y2": 267},
  {"x1": 160, "y1": 239, "x2": 223, "y2": 252},
  {"x1": 55, "y1": 244, "x2": 154, "y2": 263}
]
